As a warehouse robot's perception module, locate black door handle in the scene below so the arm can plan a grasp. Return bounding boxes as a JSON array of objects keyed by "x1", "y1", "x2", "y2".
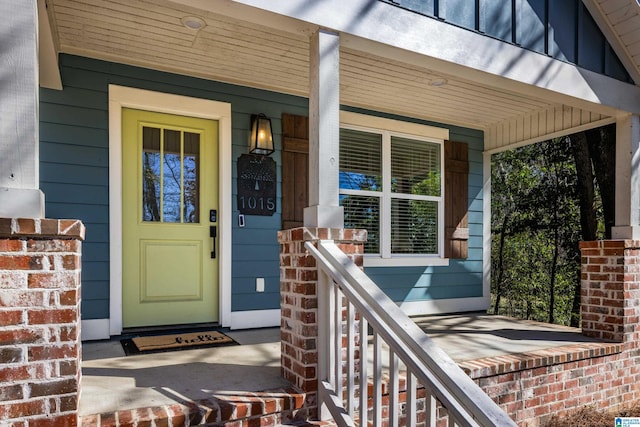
[{"x1": 210, "y1": 226, "x2": 217, "y2": 259}]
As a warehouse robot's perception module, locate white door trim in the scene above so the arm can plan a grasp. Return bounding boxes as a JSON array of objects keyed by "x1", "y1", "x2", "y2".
[{"x1": 108, "y1": 85, "x2": 232, "y2": 335}]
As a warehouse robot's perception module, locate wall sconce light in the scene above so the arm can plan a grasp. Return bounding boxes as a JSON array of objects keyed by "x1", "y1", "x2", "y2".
[{"x1": 250, "y1": 114, "x2": 274, "y2": 156}]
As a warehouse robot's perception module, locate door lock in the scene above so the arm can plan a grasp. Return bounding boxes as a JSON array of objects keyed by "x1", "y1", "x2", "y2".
[{"x1": 210, "y1": 226, "x2": 217, "y2": 259}]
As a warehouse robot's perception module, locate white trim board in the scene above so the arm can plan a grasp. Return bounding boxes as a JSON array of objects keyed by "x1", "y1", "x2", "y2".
[
  {"x1": 230, "y1": 309, "x2": 281, "y2": 330},
  {"x1": 81, "y1": 319, "x2": 110, "y2": 341},
  {"x1": 399, "y1": 297, "x2": 491, "y2": 317},
  {"x1": 108, "y1": 85, "x2": 233, "y2": 336}
]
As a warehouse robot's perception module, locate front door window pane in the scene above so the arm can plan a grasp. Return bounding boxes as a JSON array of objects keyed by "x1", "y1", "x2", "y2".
[
  {"x1": 183, "y1": 132, "x2": 200, "y2": 223},
  {"x1": 142, "y1": 127, "x2": 161, "y2": 222},
  {"x1": 141, "y1": 126, "x2": 201, "y2": 224},
  {"x1": 163, "y1": 129, "x2": 181, "y2": 223}
]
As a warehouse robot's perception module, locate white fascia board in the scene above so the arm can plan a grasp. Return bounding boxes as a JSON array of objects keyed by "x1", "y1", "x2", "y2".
[{"x1": 216, "y1": 0, "x2": 640, "y2": 115}]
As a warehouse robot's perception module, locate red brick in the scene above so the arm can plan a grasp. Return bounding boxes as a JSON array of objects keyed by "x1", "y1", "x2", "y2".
[
  {"x1": 16, "y1": 219, "x2": 36, "y2": 234},
  {"x1": 0, "y1": 364, "x2": 47, "y2": 382},
  {"x1": 0, "y1": 272, "x2": 27, "y2": 289},
  {"x1": 59, "y1": 360, "x2": 78, "y2": 377},
  {"x1": 150, "y1": 406, "x2": 169, "y2": 426},
  {"x1": 0, "y1": 290, "x2": 44, "y2": 307},
  {"x1": 61, "y1": 255, "x2": 80, "y2": 270},
  {"x1": 0, "y1": 310, "x2": 23, "y2": 326},
  {"x1": 58, "y1": 220, "x2": 85, "y2": 239},
  {"x1": 0, "y1": 347, "x2": 23, "y2": 364},
  {"x1": 27, "y1": 240, "x2": 79, "y2": 253},
  {"x1": 0, "y1": 384, "x2": 24, "y2": 401},
  {"x1": 60, "y1": 395, "x2": 77, "y2": 412},
  {"x1": 30, "y1": 378, "x2": 77, "y2": 397},
  {"x1": 28, "y1": 308, "x2": 77, "y2": 325},
  {"x1": 57, "y1": 326, "x2": 78, "y2": 343},
  {"x1": 0, "y1": 240, "x2": 24, "y2": 252},
  {"x1": 0, "y1": 255, "x2": 44, "y2": 270},
  {"x1": 28, "y1": 273, "x2": 78, "y2": 289},
  {"x1": 0, "y1": 328, "x2": 42, "y2": 345},
  {"x1": 0, "y1": 399, "x2": 46, "y2": 419},
  {"x1": 28, "y1": 344, "x2": 77, "y2": 361}
]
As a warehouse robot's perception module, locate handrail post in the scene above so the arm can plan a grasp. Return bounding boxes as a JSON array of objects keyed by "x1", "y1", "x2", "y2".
[{"x1": 317, "y1": 265, "x2": 331, "y2": 420}]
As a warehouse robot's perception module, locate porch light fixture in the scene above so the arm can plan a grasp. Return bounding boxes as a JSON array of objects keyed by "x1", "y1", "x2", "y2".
[{"x1": 249, "y1": 114, "x2": 274, "y2": 156}]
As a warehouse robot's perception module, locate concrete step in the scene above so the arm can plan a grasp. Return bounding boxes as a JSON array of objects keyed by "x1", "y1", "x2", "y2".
[{"x1": 79, "y1": 386, "x2": 323, "y2": 426}]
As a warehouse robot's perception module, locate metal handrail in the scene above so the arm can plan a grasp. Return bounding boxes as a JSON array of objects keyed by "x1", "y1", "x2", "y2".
[{"x1": 307, "y1": 240, "x2": 516, "y2": 427}]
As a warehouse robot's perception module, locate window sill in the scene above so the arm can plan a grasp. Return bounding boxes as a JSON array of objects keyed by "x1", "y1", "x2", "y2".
[{"x1": 363, "y1": 256, "x2": 450, "y2": 267}]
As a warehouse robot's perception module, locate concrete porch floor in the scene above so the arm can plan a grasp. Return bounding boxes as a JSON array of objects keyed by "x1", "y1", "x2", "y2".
[{"x1": 79, "y1": 313, "x2": 602, "y2": 417}]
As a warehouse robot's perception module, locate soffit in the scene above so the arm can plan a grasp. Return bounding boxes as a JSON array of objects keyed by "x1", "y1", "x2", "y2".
[
  {"x1": 583, "y1": 0, "x2": 640, "y2": 84},
  {"x1": 46, "y1": 0, "x2": 616, "y2": 146}
]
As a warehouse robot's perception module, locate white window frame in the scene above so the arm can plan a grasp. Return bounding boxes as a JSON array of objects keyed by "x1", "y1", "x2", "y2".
[{"x1": 340, "y1": 112, "x2": 450, "y2": 267}]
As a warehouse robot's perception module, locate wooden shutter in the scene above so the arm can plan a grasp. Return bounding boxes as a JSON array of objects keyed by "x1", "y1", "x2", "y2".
[
  {"x1": 444, "y1": 140, "x2": 469, "y2": 259},
  {"x1": 281, "y1": 113, "x2": 309, "y2": 229}
]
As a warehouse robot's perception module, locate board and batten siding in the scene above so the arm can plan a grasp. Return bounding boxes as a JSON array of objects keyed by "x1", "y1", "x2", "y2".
[
  {"x1": 384, "y1": 0, "x2": 631, "y2": 83},
  {"x1": 39, "y1": 54, "x2": 307, "y2": 320},
  {"x1": 39, "y1": 54, "x2": 485, "y2": 324}
]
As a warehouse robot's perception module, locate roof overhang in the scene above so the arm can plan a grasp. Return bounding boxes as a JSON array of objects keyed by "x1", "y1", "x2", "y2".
[
  {"x1": 582, "y1": 0, "x2": 640, "y2": 85},
  {"x1": 41, "y1": 0, "x2": 640, "y2": 151}
]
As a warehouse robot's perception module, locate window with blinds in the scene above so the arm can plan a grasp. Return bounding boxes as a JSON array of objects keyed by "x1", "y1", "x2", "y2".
[{"x1": 339, "y1": 126, "x2": 443, "y2": 257}]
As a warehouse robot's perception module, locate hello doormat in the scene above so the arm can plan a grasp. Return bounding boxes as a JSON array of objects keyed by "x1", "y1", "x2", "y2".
[{"x1": 121, "y1": 330, "x2": 237, "y2": 355}]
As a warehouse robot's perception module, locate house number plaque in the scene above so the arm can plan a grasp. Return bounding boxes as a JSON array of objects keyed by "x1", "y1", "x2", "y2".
[{"x1": 236, "y1": 154, "x2": 276, "y2": 216}]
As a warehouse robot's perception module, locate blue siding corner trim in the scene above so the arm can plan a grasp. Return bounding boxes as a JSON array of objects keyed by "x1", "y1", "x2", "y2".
[{"x1": 40, "y1": 54, "x2": 485, "y2": 322}]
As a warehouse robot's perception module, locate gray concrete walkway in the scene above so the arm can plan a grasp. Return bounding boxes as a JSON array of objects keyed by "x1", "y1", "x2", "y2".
[
  {"x1": 79, "y1": 314, "x2": 600, "y2": 417},
  {"x1": 79, "y1": 328, "x2": 288, "y2": 416},
  {"x1": 412, "y1": 313, "x2": 600, "y2": 361}
]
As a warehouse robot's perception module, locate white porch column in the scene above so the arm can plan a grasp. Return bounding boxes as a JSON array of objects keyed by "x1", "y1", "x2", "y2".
[
  {"x1": 0, "y1": 0, "x2": 45, "y2": 218},
  {"x1": 612, "y1": 114, "x2": 640, "y2": 240},
  {"x1": 304, "y1": 29, "x2": 344, "y2": 228}
]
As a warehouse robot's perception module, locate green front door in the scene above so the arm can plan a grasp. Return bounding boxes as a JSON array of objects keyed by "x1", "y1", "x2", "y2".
[{"x1": 122, "y1": 108, "x2": 219, "y2": 328}]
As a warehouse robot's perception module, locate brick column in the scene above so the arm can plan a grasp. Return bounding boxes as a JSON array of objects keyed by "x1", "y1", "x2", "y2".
[
  {"x1": 278, "y1": 227, "x2": 366, "y2": 418},
  {"x1": 580, "y1": 240, "x2": 640, "y2": 344},
  {"x1": 0, "y1": 218, "x2": 85, "y2": 426}
]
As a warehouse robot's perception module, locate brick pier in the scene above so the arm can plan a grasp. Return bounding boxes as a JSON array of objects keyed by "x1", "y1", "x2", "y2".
[
  {"x1": 0, "y1": 218, "x2": 85, "y2": 426},
  {"x1": 460, "y1": 240, "x2": 640, "y2": 426},
  {"x1": 580, "y1": 240, "x2": 640, "y2": 344},
  {"x1": 278, "y1": 227, "x2": 366, "y2": 419}
]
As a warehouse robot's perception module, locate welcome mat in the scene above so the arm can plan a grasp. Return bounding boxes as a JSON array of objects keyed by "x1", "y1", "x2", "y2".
[{"x1": 121, "y1": 330, "x2": 237, "y2": 355}]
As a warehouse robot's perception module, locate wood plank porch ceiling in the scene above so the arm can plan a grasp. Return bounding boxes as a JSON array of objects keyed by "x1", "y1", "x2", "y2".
[{"x1": 47, "y1": 0, "x2": 618, "y2": 148}]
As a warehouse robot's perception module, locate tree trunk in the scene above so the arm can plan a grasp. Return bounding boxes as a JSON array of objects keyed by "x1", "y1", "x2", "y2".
[
  {"x1": 586, "y1": 124, "x2": 616, "y2": 239},
  {"x1": 571, "y1": 133, "x2": 597, "y2": 241},
  {"x1": 549, "y1": 226, "x2": 559, "y2": 324},
  {"x1": 569, "y1": 132, "x2": 597, "y2": 326},
  {"x1": 492, "y1": 212, "x2": 510, "y2": 315}
]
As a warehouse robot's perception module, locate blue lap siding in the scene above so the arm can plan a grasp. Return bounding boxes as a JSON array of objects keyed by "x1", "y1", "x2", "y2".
[{"x1": 39, "y1": 54, "x2": 484, "y2": 324}]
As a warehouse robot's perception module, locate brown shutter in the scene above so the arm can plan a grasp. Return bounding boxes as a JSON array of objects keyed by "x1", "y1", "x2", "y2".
[
  {"x1": 281, "y1": 113, "x2": 309, "y2": 229},
  {"x1": 444, "y1": 140, "x2": 469, "y2": 259}
]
